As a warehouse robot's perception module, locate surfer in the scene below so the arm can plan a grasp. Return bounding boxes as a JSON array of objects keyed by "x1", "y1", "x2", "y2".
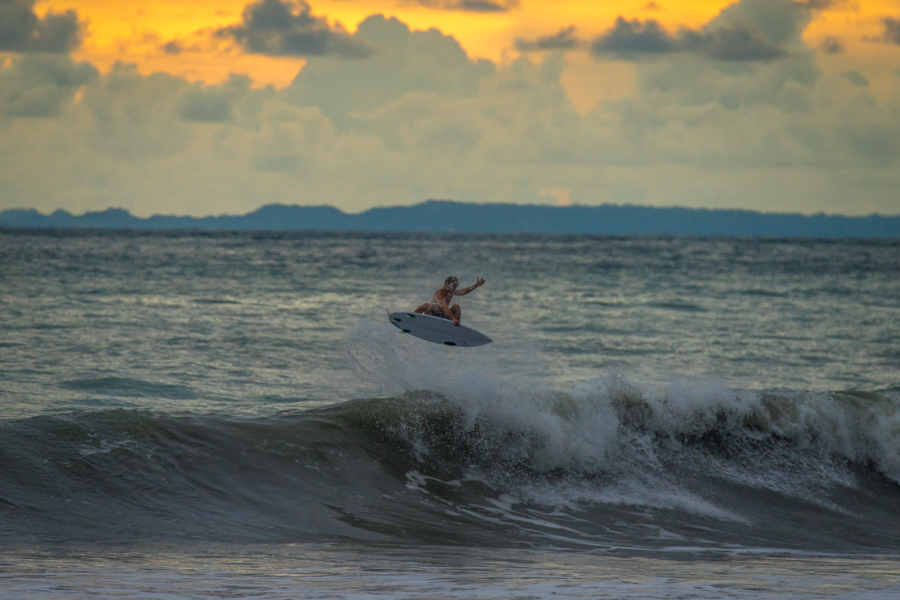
[{"x1": 414, "y1": 276, "x2": 485, "y2": 326}]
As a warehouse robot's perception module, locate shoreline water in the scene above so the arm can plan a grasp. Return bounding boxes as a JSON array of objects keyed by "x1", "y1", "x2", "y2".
[{"x1": 4, "y1": 542, "x2": 900, "y2": 599}]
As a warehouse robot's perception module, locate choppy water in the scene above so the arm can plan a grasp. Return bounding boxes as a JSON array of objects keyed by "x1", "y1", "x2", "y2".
[{"x1": 1, "y1": 229, "x2": 900, "y2": 597}]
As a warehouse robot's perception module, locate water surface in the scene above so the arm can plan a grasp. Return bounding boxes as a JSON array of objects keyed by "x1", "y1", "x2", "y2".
[{"x1": 2, "y1": 230, "x2": 899, "y2": 597}]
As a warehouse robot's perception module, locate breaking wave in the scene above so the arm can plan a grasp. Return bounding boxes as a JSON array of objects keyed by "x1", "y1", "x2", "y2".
[{"x1": 2, "y1": 372, "x2": 900, "y2": 553}]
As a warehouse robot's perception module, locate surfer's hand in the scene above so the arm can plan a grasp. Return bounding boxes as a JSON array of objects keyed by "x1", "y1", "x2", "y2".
[{"x1": 476, "y1": 277, "x2": 485, "y2": 287}]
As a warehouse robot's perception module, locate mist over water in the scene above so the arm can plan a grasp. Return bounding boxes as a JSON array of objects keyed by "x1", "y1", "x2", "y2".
[{"x1": 1, "y1": 230, "x2": 899, "y2": 597}]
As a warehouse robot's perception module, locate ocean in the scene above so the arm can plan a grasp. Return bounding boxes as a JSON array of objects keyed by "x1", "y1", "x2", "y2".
[{"x1": 1, "y1": 229, "x2": 899, "y2": 598}]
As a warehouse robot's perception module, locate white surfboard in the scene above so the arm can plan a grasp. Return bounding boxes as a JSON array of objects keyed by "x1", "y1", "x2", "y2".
[{"x1": 389, "y1": 312, "x2": 492, "y2": 347}]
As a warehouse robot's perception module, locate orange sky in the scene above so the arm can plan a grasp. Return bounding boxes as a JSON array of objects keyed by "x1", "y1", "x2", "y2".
[
  {"x1": 35, "y1": 0, "x2": 900, "y2": 97},
  {"x1": 5, "y1": 0, "x2": 900, "y2": 217}
]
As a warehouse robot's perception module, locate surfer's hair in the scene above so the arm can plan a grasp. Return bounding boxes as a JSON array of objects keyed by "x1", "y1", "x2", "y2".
[{"x1": 445, "y1": 276, "x2": 459, "y2": 286}]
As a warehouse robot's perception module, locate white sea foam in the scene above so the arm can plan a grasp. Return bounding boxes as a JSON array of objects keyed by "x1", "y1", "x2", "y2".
[{"x1": 347, "y1": 317, "x2": 900, "y2": 521}]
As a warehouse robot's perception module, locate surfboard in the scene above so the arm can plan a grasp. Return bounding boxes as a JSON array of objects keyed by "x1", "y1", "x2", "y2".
[{"x1": 388, "y1": 312, "x2": 492, "y2": 347}]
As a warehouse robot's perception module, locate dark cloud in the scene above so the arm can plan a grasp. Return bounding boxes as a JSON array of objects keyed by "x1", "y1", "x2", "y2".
[
  {"x1": 0, "y1": 54, "x2": 97, "y2": 118},
  {"x1": 591, "y1": 16, "x2": 787, "y2": 61},
  {"x1": 794, "y1": 0, "x2": 835, "y2": 8},
  {"x1": 0, "y1": 0, "x2": 81, "y2": 53},
  {"x1": 161, "y1": 40, "x2": 183, "y2": 55},
  {"x1": 880, "y1": 17, "x2": 900, "y2": 46},
  {"x1": 841, "y1": 70, "x2": 868, "y2": 88},
  {"x1": 591, "y1": 18, "x2": 675, "y2": 55},
  {"x1": 516, "y1": 26, "x2": 580, "y2": 52},
  {"x1": 218, "y1": 0, "x2": 371, "y2": 58},
  {"x1": 820, "y1": 35, "x2": 844, "y2": 53},
  {"x1": 409, "y1": 0, "x2": 519, "y2": 12},
  {"x1": 693, "y1": 23, "x2": 789, "y2": 60}
]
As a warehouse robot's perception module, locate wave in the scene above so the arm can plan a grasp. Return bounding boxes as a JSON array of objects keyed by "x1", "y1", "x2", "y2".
[{"x1": 2, "y1": 376, "x2": 900, "y2": 552}]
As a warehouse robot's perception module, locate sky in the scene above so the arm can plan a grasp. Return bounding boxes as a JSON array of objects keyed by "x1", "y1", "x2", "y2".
[{"x1": 1, "y1": 0, "x2": 899, "y2": 217}]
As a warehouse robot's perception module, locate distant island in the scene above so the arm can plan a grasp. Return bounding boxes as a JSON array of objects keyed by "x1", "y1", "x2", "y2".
[{"x1": 2, "y1": 201, "x2": 899, "y2": 238}]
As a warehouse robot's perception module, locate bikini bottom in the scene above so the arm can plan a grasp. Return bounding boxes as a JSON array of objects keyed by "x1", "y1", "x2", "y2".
[{"x1": 430, "y1": 305, "x2": 451, "y2": 320}]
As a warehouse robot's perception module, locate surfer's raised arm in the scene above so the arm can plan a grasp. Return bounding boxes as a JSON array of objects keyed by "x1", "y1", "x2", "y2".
[{"x1": 453, "y1": 277, "x2": 485, "y2": 296}]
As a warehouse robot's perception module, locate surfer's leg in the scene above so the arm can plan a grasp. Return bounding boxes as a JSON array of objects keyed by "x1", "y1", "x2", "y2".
[
  {"x1": 413, "y1": 303, "x2": 432, "y2": 314},
  {"x1": 450, "y1": 304, "x2": 461, "y2": 326}
]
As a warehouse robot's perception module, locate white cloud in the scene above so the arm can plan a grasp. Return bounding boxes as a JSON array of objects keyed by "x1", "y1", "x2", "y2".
[{"x1": 287, "y1": 15, "x2": 494, "y2": 123}]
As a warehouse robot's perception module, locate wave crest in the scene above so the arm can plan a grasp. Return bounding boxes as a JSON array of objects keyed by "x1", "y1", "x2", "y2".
[{"x1": 2, "y1": 379, "x2": 900, "y2": 550}]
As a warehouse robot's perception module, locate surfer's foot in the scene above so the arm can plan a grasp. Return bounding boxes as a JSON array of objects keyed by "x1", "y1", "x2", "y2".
[{"x1": 449, "y1": 305, "x2": 462, "y2": 326}]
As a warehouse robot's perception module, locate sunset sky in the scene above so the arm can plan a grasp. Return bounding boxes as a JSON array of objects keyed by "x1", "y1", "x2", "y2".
[{"x1": 2, "y1": 0, "x2": 899, "y2": 216}]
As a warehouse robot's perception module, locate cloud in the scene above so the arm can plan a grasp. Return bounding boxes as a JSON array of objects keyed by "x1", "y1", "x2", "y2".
[
  {"x1": 177, "y1": 74, "x2": 253, "y2": 123},
  {"x1": 591, "y1": 17, "x2": 786, "y2": 61},
  {"x1": 878, "y1": 17, "x2": 900, "y2": 46},
  {"x1": 218, "y1": 0, "x2": 371, "y2": 58},
  {"x1": 820, "y1": 35, "x2": 843, "y2": 53},
  {"x1": 710, "y1": 0, "x2": 813, "y2": 46},
  {"x1": 287, "y1": 15, "x2": 494, "y2": 122},
  {"x1": 591, "y1": 18, "x2": 675, "y2": 56},
  {"x1": 629, "y1": 2, "x2": 821, "y2": 114},
  {"x1": 0, "y1": 1, "x2": 898, "y2": 219},
  {"x1": 80, "y1": 62, "x2": 197, "y2": 159},
  {"x1": 0, "y1": 0, "x2": 81, "y2": 53},
  {"x1": 161, "y1": 40, "x2": 183, "y2": 55},
  {"x1": 516, "y1": 26, "x2": 581, "y2": 52},
  {"x1": 795, "y1": 0, "x2": 836, "y2": 8},
  {"x1": 692, "y1": 22, "x2": 789, "y2": 60},
  {"x1": 0, "y1": 53, "x2": 96, "y2": 117},
  {"x1": 407, "y1": 0, "x2": 519, "y2": 12},
  {"x1": 841, "y1": 70, "x2": 868, "y2": 87},
  {"x1": 590, "y1": 0, "x2": 835, "y2": 62}
]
